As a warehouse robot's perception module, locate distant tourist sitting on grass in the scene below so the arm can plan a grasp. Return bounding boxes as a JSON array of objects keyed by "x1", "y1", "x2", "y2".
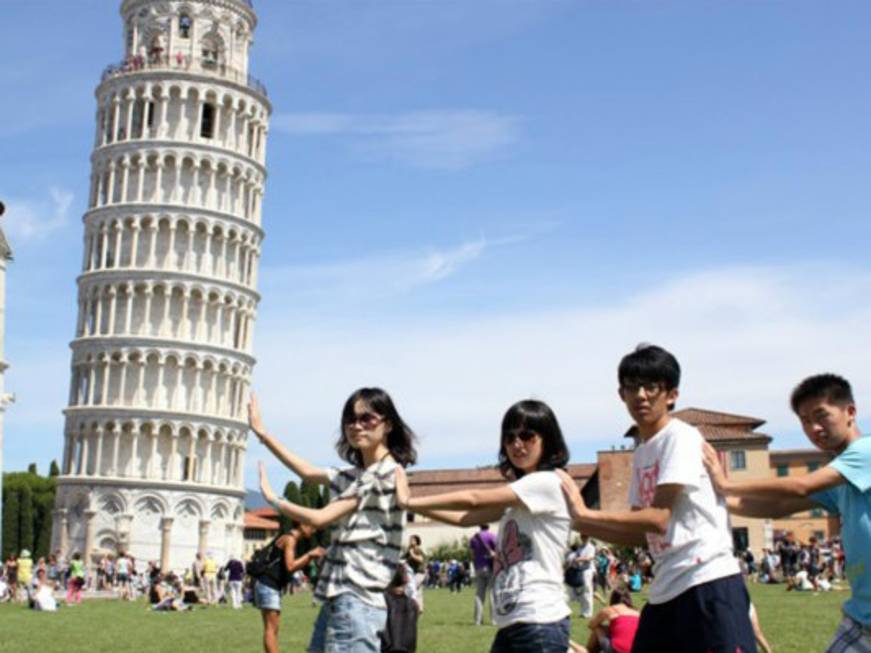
[
  {"x1": 704, "y1": 373, "x2": 871, "y2": 653},
  {"x1": 29, "y1": 568, "x2": 57, "y2": 612},
  {"x1": 571, "y1": 586, "x2": 640, "y2": 653}
]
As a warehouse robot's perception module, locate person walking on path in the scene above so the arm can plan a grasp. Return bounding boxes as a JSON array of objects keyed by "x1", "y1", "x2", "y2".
[
  {"x1": 203, "y1": 552, "x2": 219, "y2": 604},
  {"x1": 469, "y1": 524, "x2": 497, "y2": 626},
  {"x1": 66, "y1": 552, "x2": 86, "y2": 605},
  {"x1": 224, "y1": 553, "x2": 245, "y2": 609}
]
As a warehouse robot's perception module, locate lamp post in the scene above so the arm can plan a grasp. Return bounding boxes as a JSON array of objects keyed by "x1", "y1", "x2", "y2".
[
  {"x1": 0, "y1": 198, "x2": 5, "y2": 561},
  {"x1": 0, "y1": 198, "x2": 8, "y2": 560}
]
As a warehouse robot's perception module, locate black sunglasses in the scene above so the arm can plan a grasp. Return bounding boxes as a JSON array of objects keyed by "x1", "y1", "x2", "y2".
[{"x1": 503, "y1": 429, "x2": 539, "y2": 445}]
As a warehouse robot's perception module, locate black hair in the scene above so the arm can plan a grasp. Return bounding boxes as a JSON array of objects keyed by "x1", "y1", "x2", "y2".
[
  {"x1": 790, "y1": 374, "x2": 855, "y2": 414},
  {"x1": 337, "y1": 387, "x2": 418, "y2": 468},
  {"x1": 388, "y1": 565, "x2": 408, "y2": 590},
  {"x1": 409, "y1": 534, "x2": 421, "y2": 547},
  {"x1": 609, "y1": 587, "x2": 633, "y2": 608},
  {"x1": 618, "y1": 343, "x2": 681, "y2": 391},
  {"x1": 498, "y1": 399, "x2": 570, "y2": 480}
]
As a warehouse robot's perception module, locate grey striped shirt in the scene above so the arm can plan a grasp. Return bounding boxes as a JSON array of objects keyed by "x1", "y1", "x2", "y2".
[{"x1": 314, "y1": 456, "x2": 405, "y2": 608}]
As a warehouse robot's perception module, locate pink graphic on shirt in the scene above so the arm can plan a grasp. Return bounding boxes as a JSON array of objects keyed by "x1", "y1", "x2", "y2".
[
  {"x1": 492, "y1": 518, "x2": 533, "y2": 616},
  {"x1": 635, "y1": 460, "x2": 660, "y2": 507},
  {"x1": 635, "y1": 460, "x2": 671, "y2": 555},
  {"x1": 493, "y1": 520, "x2": 526, "y2": 576}
]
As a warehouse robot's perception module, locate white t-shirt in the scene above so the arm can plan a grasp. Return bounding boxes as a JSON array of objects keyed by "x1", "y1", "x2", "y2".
[
  {"x1": 628, "y1": 418, "x2": 739, "y2": 604},
  {"x1": 492, "y1": 471, "x2": 572, "y2": 629}
]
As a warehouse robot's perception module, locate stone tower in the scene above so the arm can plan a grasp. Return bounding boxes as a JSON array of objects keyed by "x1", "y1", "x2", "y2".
[{"x1": 52, "y1": 0, "x2": 269, "y2": 573}]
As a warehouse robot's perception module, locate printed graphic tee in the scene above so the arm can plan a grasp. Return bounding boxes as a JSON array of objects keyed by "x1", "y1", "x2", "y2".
[
  {"x1": 628, "y1": 418, "x2": 739, "y2": 604},
  {"x1": 492, "y1": 471, "x2": 572, "y2": 629}
]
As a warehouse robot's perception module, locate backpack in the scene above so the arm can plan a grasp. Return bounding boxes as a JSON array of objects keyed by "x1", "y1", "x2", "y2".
[{"x1": 246, "y1": 535, "x2": 282, "y2": 580}]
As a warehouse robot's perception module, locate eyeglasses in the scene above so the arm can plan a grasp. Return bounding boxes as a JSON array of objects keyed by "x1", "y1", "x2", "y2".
[
  {"x1": 503, "y1": 429, "x2": 540, "y2": 446},
  {"x1": 620, "y1": 381, "x2": 664, "y2": 396},
  {"x1": 344, "y1": 412, "x2": 385, "y2": 428}
]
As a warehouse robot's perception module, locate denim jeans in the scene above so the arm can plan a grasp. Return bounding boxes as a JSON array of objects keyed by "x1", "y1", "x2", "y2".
[
  {"x1": 308, "y1": 593, "x2": 387, "y2": 653},
  {"x1": 490, "y1": 617, "x2": 571, "y2": 653}
]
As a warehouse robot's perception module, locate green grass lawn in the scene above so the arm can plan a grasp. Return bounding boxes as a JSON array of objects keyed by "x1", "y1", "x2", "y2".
[{"x1": 0, "y1": 583, "x2": 844, "y2": 652}]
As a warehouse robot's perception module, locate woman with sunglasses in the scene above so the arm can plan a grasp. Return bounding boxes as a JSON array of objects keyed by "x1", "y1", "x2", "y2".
[
  {"x1": 397, "y1": 399, "x2": 573, "y2": 653},
  {"x1": 250, "y1": 387, "x2": 417, "y2": 653}
]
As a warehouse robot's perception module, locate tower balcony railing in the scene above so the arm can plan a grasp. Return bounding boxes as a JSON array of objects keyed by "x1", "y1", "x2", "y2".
[{"x1": 101, "y1": 53, "x2": 268, "y2": 98}]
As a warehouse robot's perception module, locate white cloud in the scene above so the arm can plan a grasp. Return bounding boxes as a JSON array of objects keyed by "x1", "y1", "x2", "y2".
[
  {"x1": 247, "y1": 263, "x2": 871, "y2": 477},
  {"x1": 1, "y1": 187, "x2": 74, "y2": 242},
  {"x1": 272, "y1": 110, "x2": 519, "y2": 169},
  {"x1": 260, "y1": 236, "x2": 511, "y2": 305}
]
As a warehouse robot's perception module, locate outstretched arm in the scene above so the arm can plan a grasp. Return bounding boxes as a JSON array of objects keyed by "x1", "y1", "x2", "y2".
[
  {"x1": 557, "y1": 470, "x2": 672, "y2": 543},
  {"x1": 260, "y1": 462, "x2": 356, "y2": 529},
  {"x1": 703, "y1": 442, "x2": 843, "y2": 499},
  {"x1": 249, "y1": 393, "x2": 330, "y2": 484},
  {"x1": 725, "y1": 496, "x2": 816, "y2": 519},
  {"x1": 395, "y1": 467, "x2": 508, "y2": 526},
  {"x1": 414, "y1": 506, "x2": 507, "y2": 527}
]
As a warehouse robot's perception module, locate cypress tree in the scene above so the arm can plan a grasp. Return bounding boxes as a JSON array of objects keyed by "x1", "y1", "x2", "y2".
[
  {"x1": 18, "y1": 484, "x2": 35, "y2": 553},
  {"x1": 27, "y1": 463, "x2": 38, "y2": 475},
  {"x1": 34, "y1": 494, "x2": 55, "y2": 558},
  {"x1": 2, "y1": 485, "x2": 20, "y2": 559},
  {"x1": 49, "y1": 460, "x2": 60, "y2": 478},
  {"x1": 281, "y1": 481, "x2": 302, "y2": 531}
]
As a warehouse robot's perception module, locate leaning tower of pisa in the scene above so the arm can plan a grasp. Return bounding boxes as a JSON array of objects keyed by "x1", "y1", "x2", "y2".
[{"x1": 52, "y1": 0, "x2": 269, "y2": 573}]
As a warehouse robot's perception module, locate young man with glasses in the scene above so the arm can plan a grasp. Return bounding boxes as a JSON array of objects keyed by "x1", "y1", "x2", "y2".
[
  {"x1": 704, "y1": 374, "x2": 871, "y2": 653},
  {"x1": 559, "y1": 344, "x2": 755, "y2": 653}
]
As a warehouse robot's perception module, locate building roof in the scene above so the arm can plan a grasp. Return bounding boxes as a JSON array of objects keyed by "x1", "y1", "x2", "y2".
[
  {"x1": 672, "y1": 407, "x2": 766, "y2": 429},
  {"x1": 408, "y1": 463, "x2": 597, "y2": 497},
  {"x1": 624, "y1": 407, "x2": 772, "y2": 445},
  {"x1": 770, "y1": 449, "x2": 833, "y2": 464},
  {"x1": 244, "y1": 510, "x2": 279, "y2": 530}
]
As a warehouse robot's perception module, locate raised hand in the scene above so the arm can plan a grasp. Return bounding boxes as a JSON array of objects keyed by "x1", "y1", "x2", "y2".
[
  {"x1": 259, "y1": 462, "x2": 277, "y2": 504},
  {"x1": 702, "y1": 441, "x2": 730, "y2": 495},
  {"x1": 248, "y1": 392, "x2": 266, "y2": 439}
]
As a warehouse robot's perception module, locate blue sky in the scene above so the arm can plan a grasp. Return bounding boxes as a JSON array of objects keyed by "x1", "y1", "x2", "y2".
[{"x1": 2, "y1": 1, "x2": 871, "y2": 487}]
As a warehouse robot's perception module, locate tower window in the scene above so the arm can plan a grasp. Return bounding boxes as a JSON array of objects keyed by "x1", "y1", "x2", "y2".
[
  {"x1": 179, "y1": 15, "x2": 192, "y2": 39},
  {"x1": 200, "y1": 103, "x2": 215, "y2": 139}
]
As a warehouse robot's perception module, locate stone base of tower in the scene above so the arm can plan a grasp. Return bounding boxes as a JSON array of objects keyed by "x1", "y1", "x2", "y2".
[{"x1": 51, "y1": 477, "x2": 245, "y2": 573}]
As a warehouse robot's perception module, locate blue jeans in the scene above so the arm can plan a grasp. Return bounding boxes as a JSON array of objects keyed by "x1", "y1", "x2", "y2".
[
  {"x1": 490, "y1": 617, "x2": 571, "y2": 653},
  {"x1": 308, "y1": 593, "x2": 387, "y2": 653}
]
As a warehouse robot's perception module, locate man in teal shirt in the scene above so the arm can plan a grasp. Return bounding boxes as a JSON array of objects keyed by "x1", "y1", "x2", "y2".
[{"x1": 704, "y1": 374, "x2": 871, "y2": 653}]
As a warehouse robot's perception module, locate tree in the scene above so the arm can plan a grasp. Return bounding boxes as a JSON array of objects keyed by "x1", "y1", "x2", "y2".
[
  {"x1": 27, "y1": 463, "x2": 38, "y2": 475},
  {"x1": 2, "y1": 469, "x2": 58, "y2": 559},
  {"x1": 281, "y1": 481, "x2": 302, "y2": 532},
  {"x1": 49, "y1": 460, "x2": 60, "y2": 478},
  {"x1": 17, "y1": 484, "x2": 34, "y2": 554},
  {"x1": 33, "y1": 493, "x2": 55, "y2": 558},
  {"x1": 2, "y1": 486, "x2": 20, "y2": 559},
  {"x1": 300, "y1": 480, "x2": 320, "y2": 508}
]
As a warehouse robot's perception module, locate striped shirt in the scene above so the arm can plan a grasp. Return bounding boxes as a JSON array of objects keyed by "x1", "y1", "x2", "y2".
[{"x1": 314, "y1": 455, "x2": 406, "y2": 608}]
